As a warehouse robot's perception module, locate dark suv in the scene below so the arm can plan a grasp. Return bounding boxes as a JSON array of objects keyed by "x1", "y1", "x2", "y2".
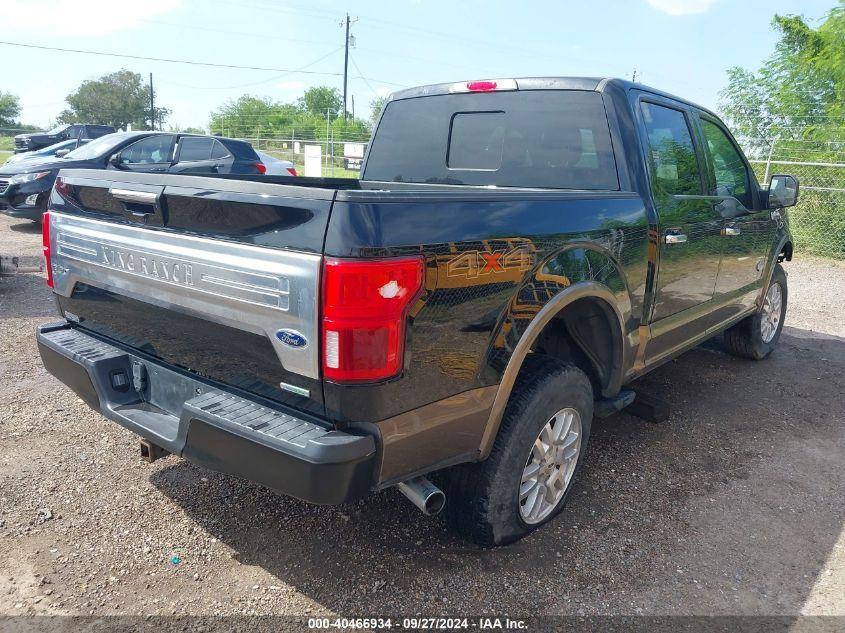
[
  {"x1": 0, "y1": 131, "x2": 265, "y2": 221},
  {"x1": 14, "y1": 124, "x2": 115, "y2": 154}
]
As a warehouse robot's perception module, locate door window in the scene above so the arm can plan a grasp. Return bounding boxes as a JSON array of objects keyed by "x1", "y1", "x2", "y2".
[
  {"x1": 700, "y1": 119, "x2": 751, "y2": 208},
  {"x1": 640, "y1": 102, "x2": 703, "y2": 197},
  {"x1": 121, "y1": 135, "x2": 175, "y2": 164},
  {"x1": 211, "y1": 140, "x2": 231, "y2": 159},
  {"x1": 177, "y1": 136, "x2": 214, "y2": 162}
]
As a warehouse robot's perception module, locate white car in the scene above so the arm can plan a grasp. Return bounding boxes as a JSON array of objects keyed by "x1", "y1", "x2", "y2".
[
  {"x1": 255, "y1": 151, "x2": 297, "y2": 176},
  {"x1": 4, "y1": 138, "x2": 90, "y2": 166}
]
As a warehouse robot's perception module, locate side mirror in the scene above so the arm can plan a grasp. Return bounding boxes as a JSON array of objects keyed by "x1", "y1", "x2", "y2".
[
  {"x1": 768, "y1": 174, "x2": 799, "y2": 209},
  {"x1": 108, "y1": 153, "x2": 123, "y2": 168},
  {"x1": 55, "y1": 149, "x2": 70, "y2": 158}
]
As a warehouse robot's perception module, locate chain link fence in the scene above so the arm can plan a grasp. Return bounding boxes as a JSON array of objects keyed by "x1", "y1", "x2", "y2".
[
  {"x1": 233, "y1": 136, "x2": 370, "y2": 179},
  {"x1": 749, "y1": 154, "x2": 845, "y2": 259}
]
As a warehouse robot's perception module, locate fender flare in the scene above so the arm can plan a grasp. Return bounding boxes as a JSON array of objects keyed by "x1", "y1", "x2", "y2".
[
  {"x1": 477, "y1": 281, "x2": 632, "y2": 459},
  {"x1": 757, "y1": 234, "x2": 793, "y2": 308}
]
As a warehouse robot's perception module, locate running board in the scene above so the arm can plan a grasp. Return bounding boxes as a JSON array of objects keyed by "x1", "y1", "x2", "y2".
[
  {"x1": 594, "y1": 389, "x2": 670, "y2": 423},
  {"x1": 594, "y1": 389, "x2": 636, "y2": 418}
]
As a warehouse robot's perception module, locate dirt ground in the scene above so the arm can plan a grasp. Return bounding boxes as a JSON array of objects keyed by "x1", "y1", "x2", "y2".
[{"x1": 0, "y1": 213, "x2": 843, "y2": 623}]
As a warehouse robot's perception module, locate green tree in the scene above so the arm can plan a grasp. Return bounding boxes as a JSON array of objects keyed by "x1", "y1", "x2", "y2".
[
  {"x1": 719, "y1": 3, "x2": 845, "y2": 159},
  {"x1": 370, "y1": 95, "x2": 388, "y2": 123},
  {"x1": 0, "y1": 91, "x2": 21, "y2": 129},
  {"x1": 297, "y1": 86, "x2": 342, "y2": 119},
  {"x1": 58, "y1": 70, "x2": 170, "y2": 130},
  {"x1": 209, "y1": 91, "x2": 371, "y2": 143}
]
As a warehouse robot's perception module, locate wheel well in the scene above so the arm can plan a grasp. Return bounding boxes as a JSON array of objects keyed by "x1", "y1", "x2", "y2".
[
  {"x1": 779, "y1": 241, "x2": 793, "y2": 262},
  {"x1": 532, "y1": 296, "x2": 622, "y2": 397}
]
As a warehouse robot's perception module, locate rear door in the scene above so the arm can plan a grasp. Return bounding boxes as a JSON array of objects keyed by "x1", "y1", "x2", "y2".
[
  {"x1": 170, "y1": 136, "x2": 218, "y2": 174},
  {"x1": 695, "y1": 113, "x2": 776, "y2": 317},
  {"x1": 636, "y1": 97, "x2": 724, "y2": 359},
  {"x1": 210, "y1": 140, "x2": 237, "y2": 173}
]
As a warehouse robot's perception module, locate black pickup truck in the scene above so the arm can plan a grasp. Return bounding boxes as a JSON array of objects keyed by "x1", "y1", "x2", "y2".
[
  {"x1": 14, "y1": 123, "x2": 115, "y2": 154},
  {"x1": 36, "y1": 77, "x2": 798, "y2": 546}
]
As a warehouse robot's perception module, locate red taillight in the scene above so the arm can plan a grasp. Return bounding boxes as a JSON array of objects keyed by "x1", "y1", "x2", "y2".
[
  {"x1": 55, "y1": 176, "x2": 70, "y2": 198},
  {"x1": 286, "y1": 167, "x2": 298, "y2": 176},
  {"x1": 321, "y1": 256, "x2": 425, "y2": 383},
  {"x1": 42, "y1": 211, "x2": 53, "y2": 288},
  {"x1": 467, "y1": 80, "x2": 497, "y2": 92},
  {"x1": 255, "y1": 162, "x2": 266, "y2": 174}
]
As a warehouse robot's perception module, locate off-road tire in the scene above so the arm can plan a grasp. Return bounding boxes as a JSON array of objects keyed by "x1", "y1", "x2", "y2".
[
  {"x1": 724, "y1": 264, "x2": 787, "y2": 360},
  {"x1": 440, "y1": 355, "x2": 593, "y2": 547}
]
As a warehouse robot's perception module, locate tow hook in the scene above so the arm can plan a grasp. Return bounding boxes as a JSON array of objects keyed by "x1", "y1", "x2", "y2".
[{"x1": 140, "y1": 440, "x2": 169, "y2": 463}]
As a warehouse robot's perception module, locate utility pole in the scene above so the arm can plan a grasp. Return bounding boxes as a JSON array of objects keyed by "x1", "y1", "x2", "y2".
[
  {"x1": 341, "y1": 14, "x2": 357, "y2": 120},
  {"x1": 149, "y1": 73, "x2": 155, "y2": 131},
  {"x1": 631, "y1": 68, "x2": 639, "y2": 83}
]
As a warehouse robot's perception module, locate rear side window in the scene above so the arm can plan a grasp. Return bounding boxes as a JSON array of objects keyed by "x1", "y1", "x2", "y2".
[
  {"x1": 640, "y1": 102, "x2": 702, "y2": 196},
  {"x1": 364, "y1": 90, "x2": 618, "y2": 190},
  {"x1": 90, "y1": 126, "x2": 113, "y2": 137},
  {"x1": 178, "y1": 137, "x2": 214, "y2": 162},
  {"x1": 211, "y1": 140, "x2": 231, "y2": 159}
]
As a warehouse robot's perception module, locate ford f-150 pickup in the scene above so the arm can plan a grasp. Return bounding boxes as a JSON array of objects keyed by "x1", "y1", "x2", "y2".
[{"x1": 36, "y1": 77, "x2": 798, "y2": 546}]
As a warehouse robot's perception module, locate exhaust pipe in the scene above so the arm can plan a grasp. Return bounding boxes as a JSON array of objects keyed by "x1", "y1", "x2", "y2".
[{"x1": 397, "y1": 477, "x2": 446, "y2": 516}]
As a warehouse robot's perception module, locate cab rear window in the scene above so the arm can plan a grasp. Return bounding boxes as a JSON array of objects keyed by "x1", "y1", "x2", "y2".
[{"x1": 363, "y1": 90, "x2": 618, "y2": 190}]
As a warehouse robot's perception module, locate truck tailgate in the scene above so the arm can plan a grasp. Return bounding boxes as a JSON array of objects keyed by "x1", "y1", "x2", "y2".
[{"x1": 47, "y1": 169, "x2": 334, "y2": 415}]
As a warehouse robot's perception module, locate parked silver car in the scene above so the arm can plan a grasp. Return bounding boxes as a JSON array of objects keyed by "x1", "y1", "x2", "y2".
[
  {"x1": 255, "y1": 150, "x2": 297, "y2": 176},
  {"x1": 3, "y1": 138, "x2": 90, "y2": 166}
]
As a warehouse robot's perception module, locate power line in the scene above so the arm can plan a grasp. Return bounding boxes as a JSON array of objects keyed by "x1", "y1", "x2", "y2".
[
  {"x1": 0, "y1": 40, "x2": 406, "y2": 87},
  {"x1": 156, "y1": 47, "x2": 345, "y2": 91},
  {"x1": 349, "y1": 55, "x2": 378, "y2": 97}
]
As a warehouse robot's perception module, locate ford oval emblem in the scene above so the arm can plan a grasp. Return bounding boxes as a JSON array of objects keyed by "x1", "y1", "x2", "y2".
[{"x1": 275, "y1": 329, "x2": 308, "y2": 348}]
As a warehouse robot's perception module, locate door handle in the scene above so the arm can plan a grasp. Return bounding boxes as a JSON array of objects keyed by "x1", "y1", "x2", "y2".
[
  {"x1": 722, "y1": 226, "x2": 741, "y2": 236},
  {"x1": 664, "y1": 231, "x2": 688, "y2": 245}
]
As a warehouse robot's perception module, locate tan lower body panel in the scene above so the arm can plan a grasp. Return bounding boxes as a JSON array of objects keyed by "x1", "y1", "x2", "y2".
[{"x1": 376, "y1": 385, "x2": 498, "y2": 486}]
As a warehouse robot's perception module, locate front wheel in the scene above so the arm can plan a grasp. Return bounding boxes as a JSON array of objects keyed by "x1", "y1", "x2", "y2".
[
  {"x1": 724, "y1": 264, "x2": 787, "y2": 360},
  {"x1": 440, "y1": 355, "x2": 593, "y2": 547}
]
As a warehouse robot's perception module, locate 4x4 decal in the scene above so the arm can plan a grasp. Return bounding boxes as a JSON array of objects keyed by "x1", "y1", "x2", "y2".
[{"x1": 446, "y1": 246, "x2": 534, "y2": 279}]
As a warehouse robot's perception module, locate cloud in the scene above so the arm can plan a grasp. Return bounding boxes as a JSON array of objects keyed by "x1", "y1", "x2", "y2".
[
  {"x1": 5, "y1": 0, "x2": 182, "y2": 36},
  {"x1": 646, "y1": 0, "x2": 718, "y2": 15},
  {"x1": 276, "y1": 80, "x2": 306, "y2": 92}
]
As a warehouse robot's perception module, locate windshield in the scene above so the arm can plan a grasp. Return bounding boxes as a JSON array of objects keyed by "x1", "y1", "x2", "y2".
[
  {"x1": 46, "y1": 124, "x2": 70, "y2": 135},
  {"x1": 63, "y1": 133, "x2": 131, "y2": 160}
]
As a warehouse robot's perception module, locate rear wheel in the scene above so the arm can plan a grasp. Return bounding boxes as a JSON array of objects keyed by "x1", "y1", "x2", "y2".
[
  {"x1": 724, "y1": 264, "x2": 787, "y2": 360},
  {"x1": 440, "y1": 355, "x2": 593, "y2": 546}
]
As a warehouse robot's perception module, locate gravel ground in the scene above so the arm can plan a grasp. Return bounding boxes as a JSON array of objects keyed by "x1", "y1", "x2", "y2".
[{"x1": 0, "y1": 213, "x2": 843, "y2": 622}]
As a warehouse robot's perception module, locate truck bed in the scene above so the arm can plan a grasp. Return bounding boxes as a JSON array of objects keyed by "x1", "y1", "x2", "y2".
[{"x1": 47, "y1": 168, "x2": 646, "y2": 422}]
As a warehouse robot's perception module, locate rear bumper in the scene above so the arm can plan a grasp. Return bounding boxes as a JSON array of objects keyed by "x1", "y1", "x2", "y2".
[
  {"x1": 37, "y1": 322, "x2": 377, "y2": 504},
  {"x1": 0, "y1": 206, "x2": 44, "y2": 221}
]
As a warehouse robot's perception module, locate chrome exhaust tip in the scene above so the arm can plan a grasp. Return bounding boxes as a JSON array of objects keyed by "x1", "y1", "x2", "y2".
[{"x1": 397, "y1": 476, "x2": 445, "y2": 516}]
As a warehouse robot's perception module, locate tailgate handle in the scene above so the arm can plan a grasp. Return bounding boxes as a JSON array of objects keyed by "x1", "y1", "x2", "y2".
[
  {"x1": 109, "y1": 187, "x2": 161, "y2": 219},
  {"x1": 110, "y1": 188, "x2": 159, "y2": 205}
]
